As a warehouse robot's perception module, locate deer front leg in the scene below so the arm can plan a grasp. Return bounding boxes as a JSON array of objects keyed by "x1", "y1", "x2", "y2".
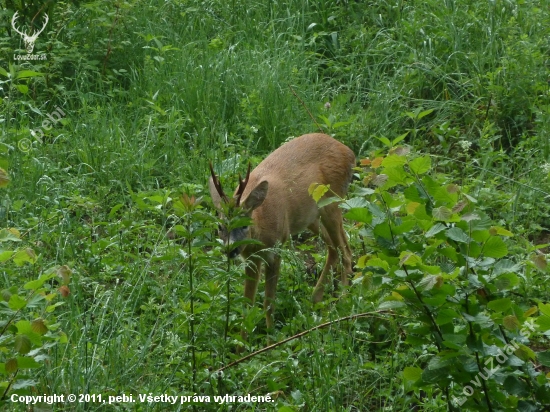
[
  {"x1": 242, "y1": 258, "x2": 262, "y2": 342},
  {"x1": 263, "y1": 253, "x2": 281, "y2": 332}
]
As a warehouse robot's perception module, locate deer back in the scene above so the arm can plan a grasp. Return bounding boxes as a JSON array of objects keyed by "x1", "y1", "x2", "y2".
[{"x1": 238, "y1": 133, "x2": 355, "y2": 248}]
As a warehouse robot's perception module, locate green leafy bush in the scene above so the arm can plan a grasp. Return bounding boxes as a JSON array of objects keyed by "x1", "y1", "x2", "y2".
[
  {"x1": 338, "y1": 143, "x2": 550, "y2": 410},
  {"x1": 0, "y1": 223, "x2": 71, "y2": 404}
]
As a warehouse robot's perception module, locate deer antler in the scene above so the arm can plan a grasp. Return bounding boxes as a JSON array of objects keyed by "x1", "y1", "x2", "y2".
[
  {"x1": 34, "y1": 13, "x2": 49, "y2": 36},
  {"x1": 11, "y1": 11, "x2": 49, "y2": 54},
  {"x1": 11, "y1": 12, "x2": 25, "y2": 37},
  {"x1": 235, "y1": 163, "x2": 251, "y2": 206},
  {"x1": 209, "y1": 162, "x2": 229, "y2": 203}
]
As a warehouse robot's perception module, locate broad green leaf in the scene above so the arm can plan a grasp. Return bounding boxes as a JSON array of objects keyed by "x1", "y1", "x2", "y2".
[
  {"x1": 399, "y1": 252, "x2": 421, "y2": 266},
  {"x1": 425, "y1": 223, "x2": 447, "y2": 238},
  {"x1": 31, "y1": 319, "x2": 48, "y2": 335},
  {"x1": 15, "y1": 320, "x2": 32, "y2": 334},
  {"x1": 536, "y1": 314, "x2": 550, "y2": 331},
  {"x1": 24, "y1": 277, "x2": 48, "y2": 290},
  {"x1": 416, "y1": 275, "x2": 441, "y2": 291},
  {"x1": 393, "y1": 219, "x2": 416, "y2": 235},
  {"x1": 15, "y1": 320, "x2": 42, "y2": 345},
  {"x1": 487, "y1": 298, "x2": 512, "y2": 312},
  {"x1": 504, "y1": 376, "x2": 529, "y2": 396},
  {"x1": 16, "y1": 84, "x2": 29, "y2": 94},
  {"x1": 440, "y1": 247, "x2": 459, "y2": 262},
  {"x1": 413, "y1": 203, "x2": 431, "y2": 220},
  {"x1": 515, "y1": 344, "x2": 536, "y2": 361},
  {"x1": 373, "y1": 222, "x2": 393, "y2": 240},
  {"x1": 434, "y1": 188, "x2": 458, "y2": 205},
  {"x1": 342, "y1": 197, "x2": 368, "y2": 209},
  {"x1": 385, "y1": 165, "x2": 408, "y2": 185},
  {"x1": 461, "y1": 212, "x2": 481, "y2": 223},
  {"x1": 490, "y1": 226, "x2": 513, "y2": 237},
  {"x1": 432, "y1": 206, "x2": 453, "y2": 221},
  {"x1": 0, "y1": 251, "x2": 14, "y2": 262},
  {"x1": 317, "y1": 196, "x2": 340, "y2": 208},
  {"x1": 0, "y1": 228, "x2": 21, "y2": 242},
  {"x1": 466, "y1": 241, "x2": 482, "y2": 258},
  {"x1": 381, "y1": 155, "x2": 407, "y2": 167},
  {"x1": 344, "y1": 208, "x2": 371, "y2": 224},
  {"x1": 16, "y1": 357, "x2": 40, "y2": 369},
  {"x1": 470, "y1": 213, "x2": 492, "y2": 230},
  {"x1": 483, "y1": 236, "x2": 508, "y2": 258},
  {"x1": 14, "y1": 335, "x2": 31, "y2": 354},
  {"x1": 427, "y1": 355, "x2": 455, "y2": 370},
  {"x1": 468, "y1": 229, "x2": 488, "y2": 243},
  {"x1": 403, "y1": 366, "x2": 422, "y2": 390},
  {"x1": 409, "y1": 156, "x2": 431, "y2": 175},
  {"x1": 6, "y1": 358, "x2": 18, "y2": 373},
  {"x1": 357, "y1": 256, "x2": 390, "y2": 270},
  {"x1": 404, "y1": 185, "x2": 423, "y2": 202},
  {"x1": 13, "y1": 248, "x2": 37, "y2": 266},
  {"x1": 495, "y1": 273, "x2": 519, "y2": 291},
  {"x1": 503, "y1": 315, "x2": 520, "y2": 330},
  {"x1": 376, "y1": 137, "x2": 392, "y2": 147},
  {"x1": 436, "y1": 309, "x2": 459, "y2": 325},
  {"x1": 539, "y1": 302, "x2": 550, "y2": 318},
  {"x1": 421, "y1": 365, "x2": 449, "y2": 384},
  {"x1": 446, "y1": 227, "x2": 470, "y2": 243},
  {"x1": 492, "y1": 259, "x2": 521, "y2": 276},
  {"x1": 8, "y1": 294, "x2": 26, "y2": 310},
  {"x1": 405, "y1": 201, "x2": 420, "y2": 214}
]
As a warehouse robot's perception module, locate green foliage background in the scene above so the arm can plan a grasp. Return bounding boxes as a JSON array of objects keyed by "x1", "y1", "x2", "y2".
[{"x1": 1, "y1": 0, "x2": 549, "y2": 410}]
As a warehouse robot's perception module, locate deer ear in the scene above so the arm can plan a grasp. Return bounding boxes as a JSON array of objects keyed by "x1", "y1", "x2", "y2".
[
  {"x1": 209, "y1": 176, "x2": 223, "y2": 208},
  {"x1": 242, "y1": 181, "x2": 268, "y2": 212}
]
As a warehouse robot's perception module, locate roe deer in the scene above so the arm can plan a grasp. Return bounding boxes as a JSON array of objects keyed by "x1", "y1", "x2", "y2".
[{"x1": 209, "y1": 133, "x2": 354, "y2": 334}]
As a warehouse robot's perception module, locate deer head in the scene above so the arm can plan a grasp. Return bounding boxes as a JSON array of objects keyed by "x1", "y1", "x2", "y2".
[
  {"x1": 209, "y1": 133, "x2": 355, "y2": 345},
  {"x1": 12, "y1": 11, "x2": 49, "y2": 54},
  {"x1": 209, "y1": 162, "x2": 267, "y2": 258}
]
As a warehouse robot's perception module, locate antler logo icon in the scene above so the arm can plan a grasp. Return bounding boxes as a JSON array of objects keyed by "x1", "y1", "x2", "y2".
[{"x1": 11, "y1": 11, "x2": 49, "y2": 54}]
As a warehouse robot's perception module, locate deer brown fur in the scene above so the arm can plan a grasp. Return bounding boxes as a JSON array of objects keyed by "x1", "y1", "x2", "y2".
[{"x1": 209, "y1": 133, "x2": 355, "y2": 335}]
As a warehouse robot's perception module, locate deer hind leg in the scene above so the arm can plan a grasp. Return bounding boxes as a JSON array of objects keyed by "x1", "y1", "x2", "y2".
[{"x1": 312, "y1": 204, "x2": 352, "y2": 303}]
